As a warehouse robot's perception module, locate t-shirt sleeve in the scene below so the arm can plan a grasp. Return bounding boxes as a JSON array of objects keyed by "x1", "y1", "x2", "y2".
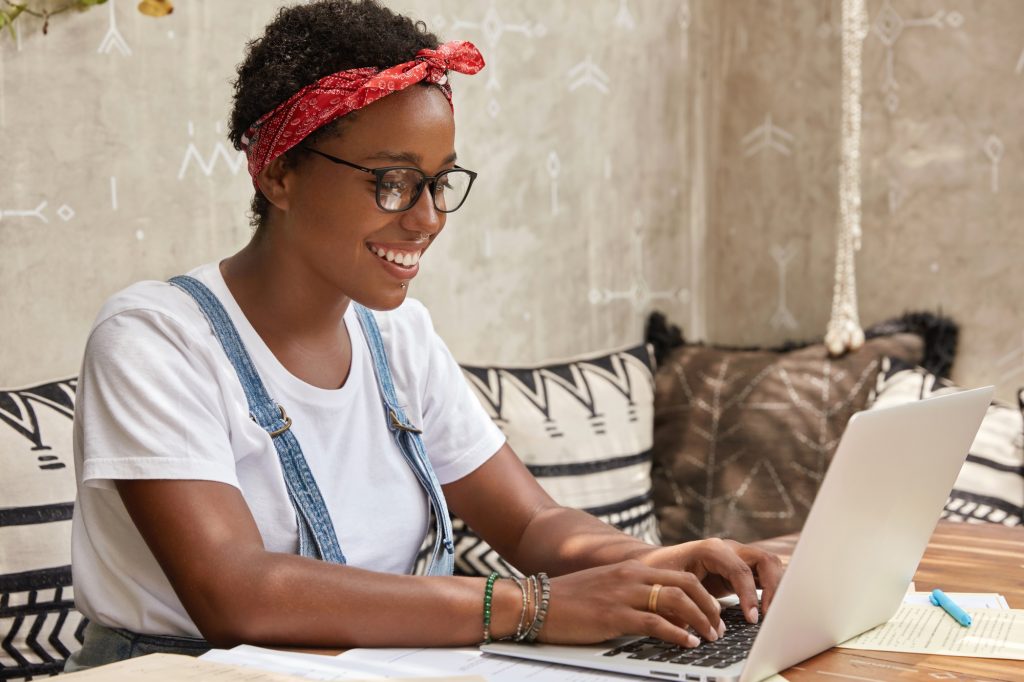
[
  {"x1": 401, "y1": 304, "x2": 506, "y2": 485},
  {"x1": 76, "y1": 308, "x2": 240, "y2": 490}
]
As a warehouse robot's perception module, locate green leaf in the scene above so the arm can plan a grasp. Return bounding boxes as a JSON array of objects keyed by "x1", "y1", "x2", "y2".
[{"x1": 0, "y1": 12, "x2": 13, "y2": 42}]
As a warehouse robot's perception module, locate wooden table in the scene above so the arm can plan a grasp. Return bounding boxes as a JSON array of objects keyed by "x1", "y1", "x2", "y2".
[{"x1": 752, "y1": 521, "x2": 1024, "y2": 682}]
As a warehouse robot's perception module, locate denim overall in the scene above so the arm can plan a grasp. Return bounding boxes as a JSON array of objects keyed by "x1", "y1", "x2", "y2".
[{"x1": 66, "y1": 276, "x2": 454, "y2": 671}]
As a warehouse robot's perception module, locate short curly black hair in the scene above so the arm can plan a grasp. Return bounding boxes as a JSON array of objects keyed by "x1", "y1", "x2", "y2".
[{"x1": 228, "y1": 0, "x2": 441, "y2": 230}]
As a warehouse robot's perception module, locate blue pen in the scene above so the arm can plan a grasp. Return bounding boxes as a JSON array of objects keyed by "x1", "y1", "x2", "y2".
[{"x1": 929, "y1": 589, "x2": 972, "y2": 627}]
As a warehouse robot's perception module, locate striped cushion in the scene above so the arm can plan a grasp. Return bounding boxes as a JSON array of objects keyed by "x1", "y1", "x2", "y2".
[
  {"x1": 0, "y1": 379, "x2": 86, "y2": 680},
  {"x1": 868, "y1": 359, "x2": 1023, "y2": 526},
  {"x1": 445, "y1": 345, "x2": 660, "y2": 577}
]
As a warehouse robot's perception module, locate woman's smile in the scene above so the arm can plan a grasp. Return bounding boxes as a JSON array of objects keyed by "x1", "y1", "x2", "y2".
[{"x1": 366, "y1": 239, "x2": 426, "y2": 281}]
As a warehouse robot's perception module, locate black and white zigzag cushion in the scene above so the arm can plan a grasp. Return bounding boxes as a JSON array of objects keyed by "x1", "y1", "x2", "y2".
[
  {"x1": 0, "y1": 378, "x2": 86, "y2": 680},
  {"x1": 442, "y1": 344, "x2": 660, "y2": 577},
  {"x1": 868, "y1": 359, "x2": 1023, "y2": 527}
]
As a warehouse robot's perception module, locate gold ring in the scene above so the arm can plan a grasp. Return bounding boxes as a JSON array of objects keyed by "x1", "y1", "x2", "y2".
[{"x1": 648, "y1": 584, "x2": 663, "y2": 613}]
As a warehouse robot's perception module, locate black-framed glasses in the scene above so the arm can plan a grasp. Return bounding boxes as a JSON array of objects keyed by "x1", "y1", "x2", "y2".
[{"x1": 304, "y1": 147, "x2": 477, "y2": 213}]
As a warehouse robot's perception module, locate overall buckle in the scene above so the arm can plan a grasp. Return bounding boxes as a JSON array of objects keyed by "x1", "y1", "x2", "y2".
[
  {"x1": 389, "y1": 409, "x2": 423, "y2": 434},
  {"x1": 251, "y1": 405, "x2": 292, "y2": 437}
]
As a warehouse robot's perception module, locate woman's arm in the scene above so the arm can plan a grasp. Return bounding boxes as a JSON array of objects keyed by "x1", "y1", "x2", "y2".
[
  {"x1": 118, "y1": 476, "x2": 723, "y2": 648},
  {"x1": 444, "y1": 444, "x2": 784, "y2": 623},
  {"x1": 116, "y1": 478, "x2": 518, "y2": 648}
]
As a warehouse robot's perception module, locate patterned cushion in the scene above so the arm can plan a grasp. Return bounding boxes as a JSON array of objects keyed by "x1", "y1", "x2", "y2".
[
  {"x1": 445, "y1": 345, "x2": 660, "y2": 576},
  {"x1": 867, "y1": 359, "x2": 1023, "y2": 526},
  {"x1": 0, "y1": 378, "x2": 86, "y2": 679},
  {"x1": 651, "y1": 334, "x2": 924, "y2": 545}
]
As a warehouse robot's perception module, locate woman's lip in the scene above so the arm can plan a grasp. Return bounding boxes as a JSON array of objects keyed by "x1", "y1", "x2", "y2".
[
  {"x1": 367, "y1": 240, "x2": 428, "y2": 250},
  {"x1": 373, "y1": 252, "x2": 420, "y2": 281}
]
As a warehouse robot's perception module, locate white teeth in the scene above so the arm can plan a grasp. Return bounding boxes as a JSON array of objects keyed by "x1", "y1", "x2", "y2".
[{"x1": 369, "y1": 246, "x2": 423, "y2": 267}]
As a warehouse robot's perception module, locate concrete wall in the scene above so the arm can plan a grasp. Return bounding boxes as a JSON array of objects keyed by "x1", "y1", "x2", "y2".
[{"x1": 2, "y1": 0, "x2": 1020, "y2": 399}]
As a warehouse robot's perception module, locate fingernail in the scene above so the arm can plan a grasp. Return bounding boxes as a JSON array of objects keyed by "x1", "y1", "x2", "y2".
[
  {"x1": 746, "y1": 607, "x2": 759, "y2": 624},
  {"x1": 706, "y1": 627, "x2": 718, "y2": 642},
  {"x1": 685, "y1": 634, "x2": 700, "y2": 648},
  {"x1": 718, "y1": 619, "x2": 726, "y2": 637}
]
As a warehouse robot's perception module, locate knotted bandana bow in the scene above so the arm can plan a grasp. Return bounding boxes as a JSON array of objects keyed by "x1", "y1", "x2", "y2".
[{"x1": 240, "y1": 40, "x2": 485, "y2": 188}]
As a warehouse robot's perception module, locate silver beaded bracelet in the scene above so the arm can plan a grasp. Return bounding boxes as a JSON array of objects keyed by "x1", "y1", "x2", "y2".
[{"x1": 523, "y1": 572, "x2": 551, "y2": 643}]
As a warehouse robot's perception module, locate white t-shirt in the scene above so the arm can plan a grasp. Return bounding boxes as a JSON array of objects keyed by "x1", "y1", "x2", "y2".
[{"x1": 70, "y1": 262, "x2": 505, "y2": 637}]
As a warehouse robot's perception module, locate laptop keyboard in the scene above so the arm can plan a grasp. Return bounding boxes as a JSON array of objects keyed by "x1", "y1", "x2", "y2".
[{"x1": 601, "y1": 607, "x2": 759, "y2": 670}]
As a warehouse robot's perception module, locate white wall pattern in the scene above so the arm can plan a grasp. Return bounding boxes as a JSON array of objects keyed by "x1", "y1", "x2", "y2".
[
  {"x1": 1, "y1": 0, "x2": 692, "y2": 385},
  {"x1": 705, "y1": 0, "x2": 1023, "y2": 401},
  {"x1": 2, "y1": 0, "x2": 1021, "y2": 403}
]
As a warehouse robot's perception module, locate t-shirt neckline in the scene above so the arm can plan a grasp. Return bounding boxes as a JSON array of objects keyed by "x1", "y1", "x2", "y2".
[{"x1": 190, "y1": 261, "x2": 362, "y2": 407}]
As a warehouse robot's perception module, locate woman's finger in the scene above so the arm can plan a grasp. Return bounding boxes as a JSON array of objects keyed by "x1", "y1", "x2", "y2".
[
  {"x1": 641, "y1": 570, "x2": 722, "y2": 640},
  {"x1": 652, "y1": 585, "x2": 721, "y2": 642},
  {"x1": 629, "y1": 611, "x2": 700, "y2": 649},
  {"x1": 694, "y1": 539, "x2": 760, "y2": 623},
  {"x1": 733, "y1": 544, "x2": 784, "y2": 615}
]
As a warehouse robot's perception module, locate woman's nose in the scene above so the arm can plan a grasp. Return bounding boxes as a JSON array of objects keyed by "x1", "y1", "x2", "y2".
[{"x1": 400, "y1": 185, "x2": 444, "y2": 235}]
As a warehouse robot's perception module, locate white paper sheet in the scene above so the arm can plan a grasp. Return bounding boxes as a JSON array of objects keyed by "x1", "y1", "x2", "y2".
[
  {"x1": 201, "y1": 646, "x2": 482, "y2": 681},
  {"x1": 337, "y1": 647, "x2": 637, "y2": 681},
  {"x1": 202, "y1": 646, "x2": 368, "y2": 680},
  {"x1": 203, "y1": 642, "x2": 794, "y2": 682},
  {"x1": 838, "y1": 604, "x2": 1024, "y2": 660}
]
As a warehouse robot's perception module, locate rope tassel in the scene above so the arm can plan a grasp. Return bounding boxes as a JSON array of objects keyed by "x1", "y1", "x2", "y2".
[{"x1": 826, "y1": 0, "x2": 868, "y2": 357}]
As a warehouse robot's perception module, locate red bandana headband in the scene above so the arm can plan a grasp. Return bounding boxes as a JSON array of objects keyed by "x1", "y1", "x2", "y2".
[{"x1": 240, "y1": 40, "x2": 485, "y2": 187}]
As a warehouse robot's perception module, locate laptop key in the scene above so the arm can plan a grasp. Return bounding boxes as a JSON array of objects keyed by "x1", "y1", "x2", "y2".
[{"x1": 650, "y1": 652, "x2": 684, "y2": 662}]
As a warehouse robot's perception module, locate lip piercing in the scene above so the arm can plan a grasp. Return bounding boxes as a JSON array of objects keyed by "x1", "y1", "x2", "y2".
[{"x1": 400, "y1": 283, "x2": 407, "y2": 289}]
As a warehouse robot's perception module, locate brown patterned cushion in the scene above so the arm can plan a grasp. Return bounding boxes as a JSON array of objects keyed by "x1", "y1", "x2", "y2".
[{"x1": 651, "y1": 334, "x2": 924, "y2": 544}]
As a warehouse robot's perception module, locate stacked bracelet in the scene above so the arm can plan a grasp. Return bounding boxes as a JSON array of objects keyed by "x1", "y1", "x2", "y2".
[
  {"x1": 522, "y1": 572, "x2": 551, "y2": 643},
  {"x1": 509, "y1": 575, "x2": 529, "y2": 641},
  {"x1": 482, "y1": 571, "x2": 499, "y2": 644},
  {"x1": 480, "y1": 571, "x2": 551, "y2": 645}
]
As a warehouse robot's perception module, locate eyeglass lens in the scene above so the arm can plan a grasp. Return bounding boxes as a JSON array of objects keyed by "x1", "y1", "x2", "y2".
[{"x1": 378, "y1": 168, "x2": 473, "y2": 213}]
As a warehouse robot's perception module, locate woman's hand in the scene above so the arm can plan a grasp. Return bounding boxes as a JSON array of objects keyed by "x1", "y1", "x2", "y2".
[
  {"x1": 537, "y1": 560, "x2": 726, "y2": 648},
  {"x1": 636, "y1": 538, "x2": 784, "y2": 625}
]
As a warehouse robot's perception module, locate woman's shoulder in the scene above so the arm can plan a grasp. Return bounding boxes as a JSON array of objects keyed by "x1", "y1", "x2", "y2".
[{"x1": 87, "y1": 264, "x2": 220, "y2": 349}]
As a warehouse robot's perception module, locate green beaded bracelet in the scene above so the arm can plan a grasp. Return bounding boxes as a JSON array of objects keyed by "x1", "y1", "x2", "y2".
[{"x1": 482, "y1": 571, "x2": 500, "y2": 644}]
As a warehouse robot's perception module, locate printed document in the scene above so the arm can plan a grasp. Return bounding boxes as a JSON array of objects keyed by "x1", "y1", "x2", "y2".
[
  {"x1": 839, "y1": 603, "x2": 1024, "y2": 660},
  {"x1": 202, "y1": 646, "x2": 483, "y2": 681}
]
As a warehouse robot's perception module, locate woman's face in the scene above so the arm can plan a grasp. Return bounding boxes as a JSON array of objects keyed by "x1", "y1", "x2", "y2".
[{"x1": 275, "y1": 85, "x2": 458, "y2": 311}]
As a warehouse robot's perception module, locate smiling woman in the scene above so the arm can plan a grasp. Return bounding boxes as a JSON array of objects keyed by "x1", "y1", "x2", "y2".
[
  {"x1": 238, "y1": 83, "x2": 462, "y2": 314},
  {"x1": 65, "y1": 0, "x2": 783, "y2": 672}
]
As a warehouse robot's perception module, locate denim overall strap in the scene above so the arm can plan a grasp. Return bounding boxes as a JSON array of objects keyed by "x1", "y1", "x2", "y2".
[
  {"x1": 353, "y1": 304, "x2": 455, "y2": 576},
  {"x1": 168, "y1": 275, "x2": 346, "y2": 564}
]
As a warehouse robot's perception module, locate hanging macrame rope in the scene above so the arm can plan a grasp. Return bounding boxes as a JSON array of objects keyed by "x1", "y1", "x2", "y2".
[{"x1": 825, "y1": 0, "x2": 868, "y2": 356}]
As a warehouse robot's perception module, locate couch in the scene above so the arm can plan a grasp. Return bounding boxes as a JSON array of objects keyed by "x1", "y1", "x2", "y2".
[{"x1": 2, "y1": 312, "x2": 1021, "y2": 679}]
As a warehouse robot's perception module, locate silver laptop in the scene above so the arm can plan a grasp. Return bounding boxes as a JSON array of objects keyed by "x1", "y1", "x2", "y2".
[{"x1": 482, "y1": 386, "x2": 994, "y2": 682}]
